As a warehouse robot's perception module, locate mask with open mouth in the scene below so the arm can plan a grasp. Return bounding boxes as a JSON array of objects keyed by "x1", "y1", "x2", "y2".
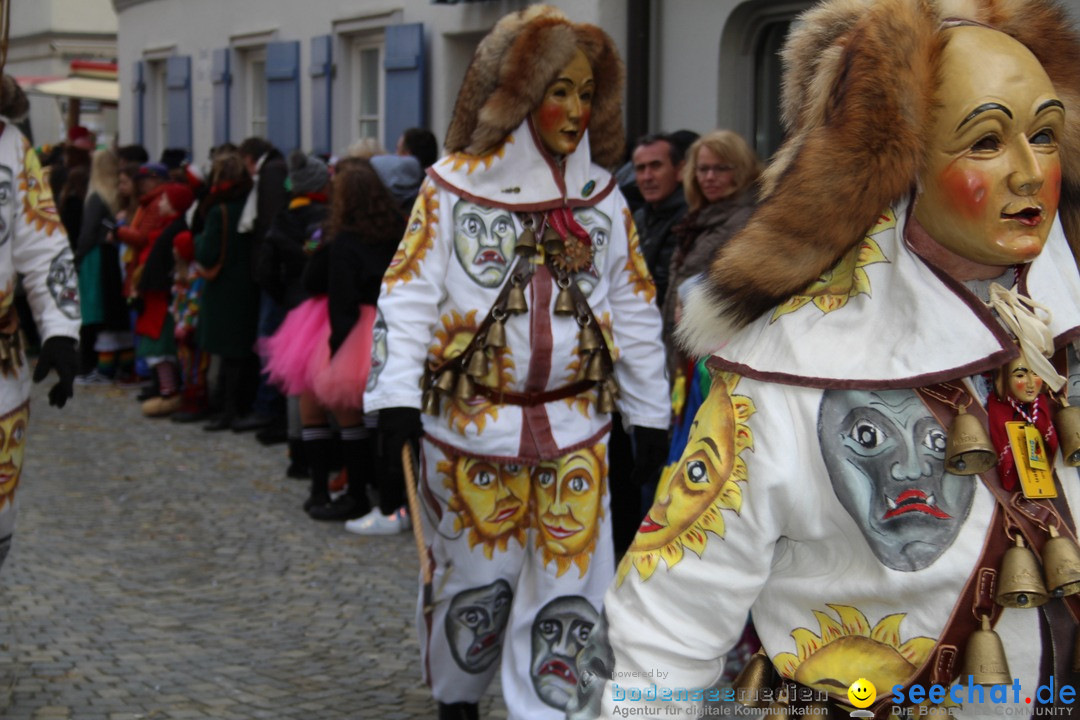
[
  {"x1": 453, "y1": 201, "x2": 517, "y2": 288},
  {"x1": 818, "y1": 388, "x2": 975, "y2": 571},
  {"x1": 530, "y1": 596, "x2": 598, "y2": 708}
]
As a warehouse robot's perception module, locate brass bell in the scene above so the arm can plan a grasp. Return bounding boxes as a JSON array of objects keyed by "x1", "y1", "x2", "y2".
[
  {"x1": 515, "y1": 227, "x2": 538, "y2": 257},
  {"x1": 542, "y1": 226, "x2": 563, "y2": 255},
  {"x1": 505, "y1": 282, "x2": 528, "y2": 315},
  {"x1": 730, "y1": 649, "x2": 774, "y2": 708},
  {"x1": 945, "y1": 406, "x2": 996, "y2": 475},
  {"x1": 596, "y1": 384, "x2": 616, "y2": 414},
  {"x1": 1056, "y1": 403, "x2": 1080, "y2": 466},
  {"x1": 1043, "y1": 525, "x2": 1080, "y2": 597},
  {"x1": 453, "y1": 373, "x2": 476, "y2": 401},
  {"x1": 421, "y1": 389, "x2": 441, "y2": 416},
  {"x1": 586, "y1": 353, "x2": 606, "y2": 382},
  {"x1": 554, "y1": 285, "x2": 576, "y2": 315},
  {"x1": 996, "y1": 534, "x2": 1049, "y2": 608},
  {"x1": 466, "y1": 350, "x2": 489, "y2": 380},
  {"x1": 434, "y1": 369, "x2": 457, "y2": 393},
  {"x1": 961, "y1": 615, "x2": 1012, "y2": 686},
  {"x1": 579, "y1": 324, "x2": 601, "y2": 353},
  {"x1": 486, "y1": 318, "x2": 506, "y2": 349}
]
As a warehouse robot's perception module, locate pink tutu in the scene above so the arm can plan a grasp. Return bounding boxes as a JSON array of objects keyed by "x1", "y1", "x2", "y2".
[
  {"x1": 313, "y1": 305, "x2": 375, "y2": 412},
  {"x1": 261, "y1": 297, "x2": 331, "y2": 395}
]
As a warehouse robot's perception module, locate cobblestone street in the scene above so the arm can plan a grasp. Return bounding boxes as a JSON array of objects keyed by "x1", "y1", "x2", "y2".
[{"x1": 0, "y1": 380, "x2": 504, "y2": 719}]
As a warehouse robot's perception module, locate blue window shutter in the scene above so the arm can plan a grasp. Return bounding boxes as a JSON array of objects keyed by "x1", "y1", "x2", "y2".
[
  {"x1": 165, "y1": 55, "x2": 192, "y2": 157},
  {"x1": 132, "y1": 60, "x2": 146, "y2": 145},
  {"x1": 266, "y1": 40, "x2": 300, "y2": 153},
  {"x1": 309, "y1": 35, "x2": 332, "y2": 156},
  {"x1": 383, "y1": 23, "x2": 425, "y2": 152},
  {"x1": 212, "y1": 48, "x2": 231, "y2": 147}
]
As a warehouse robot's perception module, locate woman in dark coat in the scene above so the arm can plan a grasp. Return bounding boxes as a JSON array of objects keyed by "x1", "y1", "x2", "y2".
[{"x1": 194, "y1": 151, "x2": 257, "y2": 429}]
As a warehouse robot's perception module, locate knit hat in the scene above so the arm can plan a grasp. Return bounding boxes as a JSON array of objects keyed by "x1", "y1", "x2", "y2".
[
  {"x1": 287, "y1": 150, "x2": 329, "y2": 195},
  {"x1": 68, "y1": 125, "x2": 94, "y2": 150},
  {"x1": 161, "y1": 183, "x2": 195, "y2": 215},
  {"x1": 370, "y1": 154, "x2": 423, "y2": 209},
  {"x1": 137, "y1": 162, "x2": 169, "y2": 181}
]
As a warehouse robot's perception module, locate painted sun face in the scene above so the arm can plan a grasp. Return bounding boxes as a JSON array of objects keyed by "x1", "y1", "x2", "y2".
[
  {"x1": 21, "y1": 146, "x2": 61, "y2": 235},
  {"x1": 453, "y1": 457, "x2": 531, "y2": 541},
  {"x1": 47, "y1": 249, "x2": 80, "y2": 320},
  {"x1": 914, "y1": 26, "x2": 1063, "y2": 268},
  {"x1": 453, "y1": 201, "x2": 517, "y2": 288},
  {"x1": 533, "y1": 446, "x2": 605, "y2": 573},
  {"x1": 572, "y1": 207, "x2": 611, "y2": 296},
  {"x1": 385, "y1": 183, "x2": 438, "y2": 293},
  {"x1": 445, "y1": 579, "x2": 513, "y2": 674},
  {"x1": 530, "y1": 596, "x2": 598, "y2": 709},
  {"x1": 1001, "y1": 355, "x2": 1043, "y2": 403},
  {"x1": 0, "y1": 165, "x2": 14, "y2": 246},
  {"x1": 818, "y1": 389, "x2": 975, "y2": 572},
  {"x1": 531, "y1": 49, "x2": 594, "y2": 157},
  {"x1": 366, "y1": 309, "x2": 388, "y2": 392},
  {"x1": 622, "y1": 208, "x2": 655, "y2": 304},
  {"x1": 0, "y1": 404, "x2": 28, "y2": 512}
]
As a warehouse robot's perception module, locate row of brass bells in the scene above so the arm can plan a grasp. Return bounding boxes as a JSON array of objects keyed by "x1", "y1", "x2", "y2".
[
  {"x1": 487, "y1": 313, "x2": 507, "y2": 349},
  {"x1": 554, "y1": 277, "x2": 576, "y2": 315},
  {"x1": 995, "y1": 535, "x2": 1049, "y2": 608},
  {"x1": 945, "y1": 405, "x2": 996, "y2": 475},
  {"x1": 1056, "y1": 400, "x2": 1080, "y2": 466},
  {"x1": 961, "y1": 615, "x2": 1012, "y2": 686},
  {"x1": 542, "y1": 225, "x2": 564, "y2": 256},
  {"x1": 1044, "y1": 525, "x2": 1080, "y2": 597},
  {"x1": 466, "y1": 349, "x2": 489, "y2": 380},
  {"x1": 579, "y1": 323, "x2": 601, "y2": 353},
  {"x1": 505, "y1": 280, "x2": 528, "y2": 315}
]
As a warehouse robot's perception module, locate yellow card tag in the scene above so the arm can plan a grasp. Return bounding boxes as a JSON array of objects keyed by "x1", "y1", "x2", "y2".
[{"x1": 1006, "y1": 421, "x2": 1057, "y2": 498}]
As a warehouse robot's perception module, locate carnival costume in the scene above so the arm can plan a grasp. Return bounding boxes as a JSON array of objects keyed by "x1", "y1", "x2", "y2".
[
  {"x1": 0, "y1": 76, "x2": 81, "y2": 567},
  {"x1": 575, "y1": 1, "x2": 1080, "y2": 719},
  {"x1": 363, "y1": 7, "x2": 669, "y2": 719}
]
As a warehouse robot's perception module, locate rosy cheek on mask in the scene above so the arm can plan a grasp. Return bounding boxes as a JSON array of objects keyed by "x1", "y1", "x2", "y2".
[
  {"x1": 580, "y1": 108, "x2": 591, "y2": 131},
  {"x1": 940, "y1": 164, "x2": 989, "y2": 220},
  {"x1": 1042, "y1": 164, "x2": 1062, "y2": 213},
  {"x1": 536, "y1": 101, "x2": 564, "y2": 133}
]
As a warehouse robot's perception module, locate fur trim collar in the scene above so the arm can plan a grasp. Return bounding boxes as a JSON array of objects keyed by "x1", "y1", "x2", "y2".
[
  {"x1": 686, "y1": 0, "x2": 1080, "y2": 357},
  {"x1": 444, "y1": 5, "x2": 624, "y2": 169}
]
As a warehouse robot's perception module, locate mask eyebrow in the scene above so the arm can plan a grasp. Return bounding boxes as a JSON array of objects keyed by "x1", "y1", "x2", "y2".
[
  {"x1": 957, "y1": 102, "x2": 1012, "y2": 131},
  {"x1": 1037, "y1": 99, "x2": 1065, "y2": 115}
]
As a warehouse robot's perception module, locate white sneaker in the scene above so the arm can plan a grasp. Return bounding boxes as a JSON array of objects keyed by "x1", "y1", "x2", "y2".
[{"x1": 344, "y1": 508, "x2": 404, "y2": 536}]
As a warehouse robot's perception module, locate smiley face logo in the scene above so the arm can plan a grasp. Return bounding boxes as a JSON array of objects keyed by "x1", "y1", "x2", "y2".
[{"x1": 847, "y1": 678, "x2": 876, "y2": 709}]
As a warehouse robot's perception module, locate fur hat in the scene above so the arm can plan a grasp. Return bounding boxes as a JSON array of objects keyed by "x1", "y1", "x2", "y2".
[
  {"x1": 444, "y1": 5, "x2": 625, "y2": 168},
  {"x1": 679, "y1": 0, "x2": 1080, "y2": 355},
  {"x1": 287, "y1": 150, "x2": 329, "y2": 195}
]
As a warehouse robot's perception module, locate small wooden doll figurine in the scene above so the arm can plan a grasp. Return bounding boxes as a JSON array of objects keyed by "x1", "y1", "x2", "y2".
[{"x1": 987, "y1": 352, "x2": 1059, "y2": 493}]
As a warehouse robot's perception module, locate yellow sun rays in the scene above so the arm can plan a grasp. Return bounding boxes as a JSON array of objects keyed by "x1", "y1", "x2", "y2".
[
  {"x1": 447, "y1": 136, "x2": 513, "y2": 174},
  {"x1": 20, "y1": 145, "x2": 61, "y2": 236},
  {"x1": 438, "y1": 456, "x2": 529, "y2": 559},
  {"x1": 623, "y1": 208, "x2": 656, "y2": 304},
  {"x1": 617, "y1": 372, "x2": 754, "y2": 585},
  {"x1": 770, "y1": 209, "x2": 894, "y2": 322},
  {"x1": 385, "y1": 183, "x2": 439, "y2": 294},
  {"x1": 773, "y1": 605, "x2": 936, "y2": 701}
]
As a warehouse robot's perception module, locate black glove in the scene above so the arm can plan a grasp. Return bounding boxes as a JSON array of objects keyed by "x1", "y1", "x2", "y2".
[
  {"x1": 378, "y1": 406, "x2": 423, "y2": 469},
  {"x1": 629, "y1": 426, "x2": 669, "y2": 488},
  {"x1": 32, "y1": 336, "x2": 79, "y2": 408}
]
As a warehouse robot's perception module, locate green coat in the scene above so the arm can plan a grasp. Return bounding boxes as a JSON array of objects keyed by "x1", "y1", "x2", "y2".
[{"x1": 195, "y1": 199, "x2": 259, "y2": 357}]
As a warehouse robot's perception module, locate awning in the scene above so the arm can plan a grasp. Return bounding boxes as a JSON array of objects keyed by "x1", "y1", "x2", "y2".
[{"x1": 28, "y1": 77, "x2": 119, "y2": 104}]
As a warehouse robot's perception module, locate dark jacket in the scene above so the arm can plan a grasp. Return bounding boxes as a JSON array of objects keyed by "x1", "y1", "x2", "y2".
[
  {"x1": 633, "y1": 186, "x2": 688, "y2": 308},
  {"x1": 662, "y1": 188, "x2": 756, "y2": 375},
  {"x1": 256, "y1": 197, "x2": 329, "y2": 310},
  {"x1": 196, "y1": 183, "x2": 259, "y2": 357},
  {"x1": 249, "y1": 150, "x2": 288, "y2": 279}
]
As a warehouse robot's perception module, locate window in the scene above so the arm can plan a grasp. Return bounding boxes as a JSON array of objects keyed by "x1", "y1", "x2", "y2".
[
  {"x1": 753, "y1": 20, "x2": 792, "y2": 159},
  {"x1": 351, "y1": 39, "x2": 383, "y2": 143},
  {"x1": 143, "y1": 60, "x2": 168, "y2": 159},
  {"x1": 245, "y1": 48, "x2": 267, "y2": 138}
]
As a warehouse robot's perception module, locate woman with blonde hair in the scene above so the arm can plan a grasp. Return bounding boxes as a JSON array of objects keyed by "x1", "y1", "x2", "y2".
[
  {"x1": 664, "y1": 130, "x2": 761, "y2": 378},
  {"x1": 75, "y1": 148, "x2": 133, "y2": 382}
]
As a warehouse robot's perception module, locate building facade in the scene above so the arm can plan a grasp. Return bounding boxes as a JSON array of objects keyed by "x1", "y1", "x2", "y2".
[{"x1": 113, "y1": 0, "x2": 1080, "y2": 165}]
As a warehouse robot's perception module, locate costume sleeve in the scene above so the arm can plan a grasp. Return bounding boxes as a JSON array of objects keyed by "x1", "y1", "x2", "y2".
[
  {"x1": 581, "y1": 378, "x2": 793, "y2": 718},
  {"x1": 363, "y1": 179, "x2": 451, "y2": 412},
  {"x1": 10, "y1": 135, "x2": 80, "y2": 341},
  {"x1": 115, "y1": 207, "x2": 149, "y2": 248},
  {"x1": 605, "y1": 193, "x2": 671, "y2": 430}
]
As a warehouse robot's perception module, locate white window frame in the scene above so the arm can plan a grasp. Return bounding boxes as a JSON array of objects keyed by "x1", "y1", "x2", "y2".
[
  {"x1": 150, "y1": 60, "x2": 168, "y2": 159},
  {"x1": 350, "y1": 37, "x2": 384, "y2": 146},
  {"x1": 245, "y1": 48, "x2": 268, "y2": 140}
]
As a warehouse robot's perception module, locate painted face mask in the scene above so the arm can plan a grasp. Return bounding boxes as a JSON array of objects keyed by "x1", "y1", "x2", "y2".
[
  {"x1": 530, "y1": 49, "x2": 594, "y2": 157},
  {"x1": 445, "y1": 579, "x2": 514, "y2": 673},
  {"x1": 529, "y1": 596, "x2": 598, "y2": 709},
  {"x1": 914, "y1": 26, "x2": 1064, "y2": 268},
  {"x1": 818, "y1": 388, "x2": 975, "y2": 571},
  {"x1": 533, "y1": 444, "x2": 605, "y2": 577},
  {"x1": 452, "y1": 201, "x2": 517, "y2": 288}
]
